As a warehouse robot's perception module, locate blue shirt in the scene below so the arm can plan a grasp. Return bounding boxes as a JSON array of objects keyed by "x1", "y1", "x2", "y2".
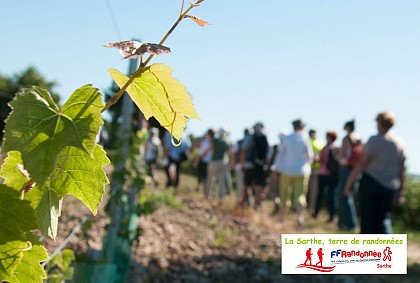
[{"x1": 163, "y1": 132, "x2": 191, "y2": 161}]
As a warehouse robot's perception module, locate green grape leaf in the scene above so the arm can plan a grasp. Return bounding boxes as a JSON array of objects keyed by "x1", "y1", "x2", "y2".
[
  {"x1": 0, "y1": 152, "x2": 61, "y2": 239},
  {"x1": 0, "y1": 185, "x2": 39, "y2": 282},
  {"x1": 0, "y1": 186, "x2": 38, "y2": 243},
  {"x1": 109, "y1": 63, "x2": 199, "y2": 140},
  {"x1": 0, "y1": 146, "x2": 109, "y2": 239},
  {"x1": 29, "y1": 188, "x2": 62, "y2": 240},
  {"x1": 2, "y1": 85, "x2": 104, "y2": 187},
  {"x1": 12, "y1": 235, "x2": 48, "y2": 283},
  {"x1": 52, "y1": 145, "x2": 110, "y2": 215},
  {"x1": 0, "y1": 241, "x2": 31, "y2": 281},
  {"x1": 0, "y1": 151, "x2": 28, "y2": 191}
]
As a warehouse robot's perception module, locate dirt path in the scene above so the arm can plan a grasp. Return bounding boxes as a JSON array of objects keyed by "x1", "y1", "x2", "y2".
[
  {"x1": 43, "y1": 172, "x2": 420, "y2": 283},
  {"x1": 126, "y1": 191, "x2": 420, "y2": 283}
]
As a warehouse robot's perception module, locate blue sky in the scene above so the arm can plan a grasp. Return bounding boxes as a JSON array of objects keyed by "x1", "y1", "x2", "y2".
[{"x1": 1, "y1": 1, "x2": 419, "y2": 174}]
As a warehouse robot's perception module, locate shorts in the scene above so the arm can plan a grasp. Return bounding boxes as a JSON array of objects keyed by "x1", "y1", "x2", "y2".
[
  {"x1": 280, "y1": 174, "x2": 309, "y2": 207},
  {"x1": 244, "y1": 165, "x2": 267, "y2": 187}
]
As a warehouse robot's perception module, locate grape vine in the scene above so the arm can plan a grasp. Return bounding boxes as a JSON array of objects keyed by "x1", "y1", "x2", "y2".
[{"x1": 0, "y1": 1, "x2": 207, "y2": 282}]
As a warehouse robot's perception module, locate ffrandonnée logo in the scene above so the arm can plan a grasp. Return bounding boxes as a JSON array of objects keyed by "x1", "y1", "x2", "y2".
[
  {"x1": 281, "y1": 234, "x2": 407, "y2": 274},
  {"x1": 330, "y1": 247, "x2": 392, "y2": 266}
]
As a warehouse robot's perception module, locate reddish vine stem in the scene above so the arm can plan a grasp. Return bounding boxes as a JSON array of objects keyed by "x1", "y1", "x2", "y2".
[{"x1": 102, "y1": 1, "x2": 200, "y2": 113}]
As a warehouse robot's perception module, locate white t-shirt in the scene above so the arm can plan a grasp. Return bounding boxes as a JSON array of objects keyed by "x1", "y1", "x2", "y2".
[
  {"x1": 273, "y1": 131, "x2": 313, "y2": 176},
  {"x1": 145, "y1": 137, "x2": 161, "y2": 162}
]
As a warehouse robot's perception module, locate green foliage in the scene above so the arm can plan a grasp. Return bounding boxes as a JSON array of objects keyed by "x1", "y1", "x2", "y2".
[
  {"x1": 0, "y1": 66, "x2": 59, "y2": 142},
  {"x1": 31, "y1": 188, "x2": 62, "y2": 241},
  {"x1": 0, "y1": 2, "x2": 206, "y2": 281},
  {"x1": 2, "y1": 85, "x2": 104, "y2": 187},
  {"x1": 51, "y1": 145, "x2": 110, "y2": 215},
  {"x1": 139, "y1": 189, "x2": 184, "y2": 215},
  {"x1": 0, "y1": 185, "x2": 48, "y2": 282},
  {"x1": 393, "y1": 175, "x2": 420, "y2": 231},
  {"x1": 0, "y1": 241, "x2": 29, "y2": 281},
  {"x1": 12, "y1": 236, "x2": 49, "y2": 283},
  {"x1": 0, "y1": 85, "x2": 109, "y2": 282},
  {"x1": 0, "y1": 186, "x2": 38, "y2": 242},
  {"x1": 1, "y1": 129, "x2": 110, "y2": 240},
  {"x1": 109, "y1": 64, "x2": 199, "y2": 141},
  {"x1": 46, "y1": 249, "x2": 75, "y2": 283}
]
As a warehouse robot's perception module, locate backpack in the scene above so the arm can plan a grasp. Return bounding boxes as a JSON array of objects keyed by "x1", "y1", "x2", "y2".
[
  {"x1": 326, "y1": 147, "x2": 340, "y2": 175},
  {"x1": 248, "y1": 134, "x2": 269, "y2": 166},
  {"x1": 347, "y1": 138, "x2": 363, "y2": 168},
  {"x1": 179, "y1": 149, "x2": 190, "y2": 162},
  {"x1": 234, "y1": 139, "x2": 244, "y2": 164}
]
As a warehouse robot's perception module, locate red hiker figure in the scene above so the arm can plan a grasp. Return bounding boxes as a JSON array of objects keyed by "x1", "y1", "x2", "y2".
[
  {"x1": 304, "y1": 248, "x2": 313, "y2": 265},
  {"x1": 316, "y1": 248, "x2": 324, "y2": 267},
  {"x1": 383, "y1": 247, "x2": 392, "y2": 261}
]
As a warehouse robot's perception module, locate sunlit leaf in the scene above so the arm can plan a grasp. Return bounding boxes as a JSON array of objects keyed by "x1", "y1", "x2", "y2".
[
  {"x1": 0, "y1": 151, "x2": 61, "y2": 239},
  {"x1": 51, "y1": 145, "x2": 110, "y2": 215},
  {"x1": 31, "y1": 188, "x2": 62, "y2": 240},
  {"x1": 0, "y1": 151, "x2": 28, "y2": 191},
  {"x1": 12, "y1": 234, "x2": 48, "y2": 283},
  {"x1": 2, "y1": 85, "x2": 104, "y2": 187},
  {"x1": 109, "y1": 64, "x2": 199, "y2": 140},
  {"x1": 0, "y1": 241, "x2": 30, "y2": 281},
  {"x1": 0, "y1": 185, "x2": 39, "y2": 282},
  {"x1": 0, "y1": 146, "x2": 109, "y2": 239}
]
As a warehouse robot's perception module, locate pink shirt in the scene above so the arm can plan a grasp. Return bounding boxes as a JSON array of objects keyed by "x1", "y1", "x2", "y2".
[{"x1": 318, "y1": 144, "x2": 334, "y2": 176}]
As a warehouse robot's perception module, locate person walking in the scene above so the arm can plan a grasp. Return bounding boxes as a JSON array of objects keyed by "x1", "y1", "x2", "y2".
[
  {"x1": 240, "y1": 122, "x2": 270, "y2": 208},
  {"x1": 205, "y1": 128, "x2": 233, "y2": 200},
  {"x1": 344, "y1": 112, "x2": 405, "y2": 234},
  {"x1": 307, "y1": 129, "x2": 324, "y2": 215},
  {"x1": 304, "y1": 248, "x2": 313, "y2": 266},
  {"x1": 270, "y1": 133, "x2": 287, "y2": 214},
  {"x1": 276, "y1": 119, "x2": 313, "y2": 226},
  {"x1": 315, "y1": 248, "x2": 324, "y2": 267},
  {"x1": 337, "y1": 120, "x2": 362, "y2": 231},
  {"x1": 144, "y1": 127, "x2": 163, "y2": 187},
  {"x1": 312, "y1": 131, "x2": 339, "y2": 222},
  {"x1": 233, "y1": 128, "x2": 250, "y2": 205},
  {"x1": 193, "y1": 128, "x2": 215, "y2": 193},
  {"x1": 162, "y1": 131, "x2": 191, "y2": 188}
]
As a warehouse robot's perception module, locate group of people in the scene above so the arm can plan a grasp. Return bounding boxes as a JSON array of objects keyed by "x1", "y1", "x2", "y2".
[
  {"x1": 193, "y1": 123, "x2": 270, "y2": 205},
  {"x1": 308, "y1": 112, "x2": 405, "y2": 234},
  {"x1": 144, "y1": 130, "x2": 192, "y2": 189},
  {"x1": 144, "y1": 111, "x2": 406, "y2": 234}
]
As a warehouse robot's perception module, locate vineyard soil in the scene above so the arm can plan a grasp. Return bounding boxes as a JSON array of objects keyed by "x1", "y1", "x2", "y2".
[{"x1": 44, "y1": 172, "x2": 420, "y2": 283}]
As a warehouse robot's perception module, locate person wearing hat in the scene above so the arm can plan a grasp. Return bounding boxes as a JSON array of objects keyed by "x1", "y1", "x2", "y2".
[
  {"x1": 275, "y1": 119, "x2": 313, "y2": 226},
  {"x1": 240, "y1": 122, "x2": 270, "y2": 207}
]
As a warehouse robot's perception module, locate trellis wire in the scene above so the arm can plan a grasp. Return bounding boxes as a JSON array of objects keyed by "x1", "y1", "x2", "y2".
[{"x1": 41, "y1": 217, "x2": 88, "y2": 267}]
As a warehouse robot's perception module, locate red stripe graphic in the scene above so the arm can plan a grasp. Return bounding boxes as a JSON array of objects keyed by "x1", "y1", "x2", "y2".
[{"x1": 296, "y1": 264, "x2": 336, "y2": 272}]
